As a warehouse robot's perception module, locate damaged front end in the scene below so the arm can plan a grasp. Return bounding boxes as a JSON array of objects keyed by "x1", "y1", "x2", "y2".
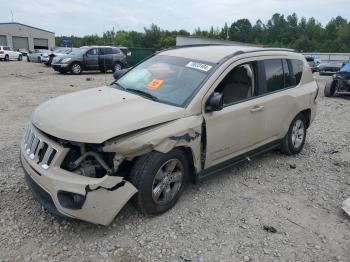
[
  {"x1": 21, "y1": 123, "x2": 137, "y2": 226},
  {"x1": 21, "y1": 114, "x2": 204, "y2": 225}
]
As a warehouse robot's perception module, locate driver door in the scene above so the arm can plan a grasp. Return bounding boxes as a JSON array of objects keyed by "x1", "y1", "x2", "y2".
[
  {"x1": 84, "y1": 48, "x2": 99, "y2": 70},
  {"x1": 203, "y1": 60, "x2": 267, "y2": 168}
]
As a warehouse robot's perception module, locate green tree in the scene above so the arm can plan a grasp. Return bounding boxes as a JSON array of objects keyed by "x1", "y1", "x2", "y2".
[{"x1": 229, "y1": 19, "x2": 253, "y2": 43}]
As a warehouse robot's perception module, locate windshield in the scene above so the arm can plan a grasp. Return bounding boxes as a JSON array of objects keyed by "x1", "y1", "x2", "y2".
[{"x1": 113, "y1": 55, "x2": 215, "y2": 107}]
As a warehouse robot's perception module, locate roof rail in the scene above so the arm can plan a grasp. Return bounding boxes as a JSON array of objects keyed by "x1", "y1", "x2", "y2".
[{"x1": 170, "y1": 44, "x2": 229, "y2": 49}]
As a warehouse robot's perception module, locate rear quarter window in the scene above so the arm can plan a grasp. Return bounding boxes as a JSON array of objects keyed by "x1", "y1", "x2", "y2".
[
  {"x1": 263, "y1": 59, "x2": 284, "y2": 92},
  {"x1": 291, "y1": 59, "x2": 304, "y2": 85}
]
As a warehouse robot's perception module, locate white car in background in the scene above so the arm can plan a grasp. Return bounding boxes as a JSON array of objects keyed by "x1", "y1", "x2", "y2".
[
  {"x1": 27, "y1": 49, "x2": 51, "y2": 63},
  {"x1": 0, "y1": 46, "x2": 23, "y2": 61}
]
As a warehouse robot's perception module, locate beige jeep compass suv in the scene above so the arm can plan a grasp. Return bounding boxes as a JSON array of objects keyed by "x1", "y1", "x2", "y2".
[{"x1": 21, "y1": 45, "x2": 318, "y2": 225}]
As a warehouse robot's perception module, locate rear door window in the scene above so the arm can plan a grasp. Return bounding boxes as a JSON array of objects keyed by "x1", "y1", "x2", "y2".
[
  {"x1": 100, "y1": 48, "x2": 112, "y2": 55},
  {"x1": 264, "y1": 59, "x2": 284, "y2": 92},
  {"x1": 3, "y1": 46, "x2": 10, "y2": 51}
]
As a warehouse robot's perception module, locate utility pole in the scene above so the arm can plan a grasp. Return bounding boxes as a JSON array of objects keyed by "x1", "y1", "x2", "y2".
[{"x1": 11, "y1": 10, "x2": 14, "y2": 22}]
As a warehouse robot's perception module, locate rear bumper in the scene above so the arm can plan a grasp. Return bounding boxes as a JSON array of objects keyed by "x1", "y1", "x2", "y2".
[
  {"x1": 21, "y1": 124, "x2": 137, "y2": 225},
  {"x1": 0, "y1": 54, "x2": 5, "y2": 59}
]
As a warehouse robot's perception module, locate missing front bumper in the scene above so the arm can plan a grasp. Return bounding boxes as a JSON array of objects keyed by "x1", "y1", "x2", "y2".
[{"x1": 21, "y1": 152, "x2": 137, "y2": 226}]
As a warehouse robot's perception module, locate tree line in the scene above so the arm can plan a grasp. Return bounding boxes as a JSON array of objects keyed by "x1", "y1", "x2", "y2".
[{"x1": 55, "y1": 13, "x2": 350, "y2": 52}]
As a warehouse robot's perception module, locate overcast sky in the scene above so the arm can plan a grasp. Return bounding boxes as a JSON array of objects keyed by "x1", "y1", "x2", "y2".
[{"x1": 1, "y1": 0, "x2": 349, "y2": 36}]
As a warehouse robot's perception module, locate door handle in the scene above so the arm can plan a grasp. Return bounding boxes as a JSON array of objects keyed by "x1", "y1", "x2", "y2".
[{"x1": 250, "y1": 105, "x2": 264, "y2": 113}]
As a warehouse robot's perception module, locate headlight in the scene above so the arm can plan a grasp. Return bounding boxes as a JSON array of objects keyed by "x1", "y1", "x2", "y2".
[{"x1": 61, "y1": 57, "x2": 72, "y2": 63}]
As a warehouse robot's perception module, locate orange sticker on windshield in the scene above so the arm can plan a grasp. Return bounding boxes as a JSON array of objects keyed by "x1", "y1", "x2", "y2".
[{"x1": 147, "y1": 79, "x2": 164, "y2": 90}]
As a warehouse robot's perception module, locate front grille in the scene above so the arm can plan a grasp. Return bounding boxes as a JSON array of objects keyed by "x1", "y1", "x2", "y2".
[{"x1": 22, "y1": 125, "x2": 60, "y2": 170}]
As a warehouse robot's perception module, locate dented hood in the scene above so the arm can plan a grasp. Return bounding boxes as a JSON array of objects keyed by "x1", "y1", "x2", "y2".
[{"x1": 32, "y1": 86, "x2": 186, "y2": 143}]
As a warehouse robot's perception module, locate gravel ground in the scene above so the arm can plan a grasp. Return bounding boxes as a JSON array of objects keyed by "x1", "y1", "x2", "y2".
[{"x1": 0, "y1": 61, "x2": 349, "y2": 262}]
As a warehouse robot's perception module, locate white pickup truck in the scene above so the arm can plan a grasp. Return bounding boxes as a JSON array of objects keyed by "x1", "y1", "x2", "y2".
[{"x1": 0, "y1": 46, "x2": 22, "y2": 61}]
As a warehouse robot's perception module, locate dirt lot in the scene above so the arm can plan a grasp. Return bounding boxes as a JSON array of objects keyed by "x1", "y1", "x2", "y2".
[{"x1": 0, "y1": 60, "x2": 349, "y2": 262}]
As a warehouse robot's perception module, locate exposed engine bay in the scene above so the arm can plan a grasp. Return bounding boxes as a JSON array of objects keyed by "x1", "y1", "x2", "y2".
[{"x1": 59, "y1": 142, "x2": 129, "y2": 178}]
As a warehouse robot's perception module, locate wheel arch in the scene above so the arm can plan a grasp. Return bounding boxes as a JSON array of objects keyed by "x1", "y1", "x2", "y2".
[
  {"x1": 173, "y1": 146, "x2": 197, "y2": 183},
  {"x1": 300, "y1": 108, "x2": 311, "y2": 128}
]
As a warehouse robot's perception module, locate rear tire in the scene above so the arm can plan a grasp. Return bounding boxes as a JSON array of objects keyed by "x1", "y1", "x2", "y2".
[
  {"x1": 27, "y1": 56, "x2": 30, "y2": 62},
  {"x1": 4, "y1": 55, "x2": 9, "y2": 62},
  {"x1": 280, "y1": 114, "x2": 307, "y2": 155},
  {"x1": 112, "y1": 62, "x2": 123, "y2": 73},
  {"x1": 324, "y1": 80, "x2": 336, "y2": 97},
  {"x1": 18, "y1": 55, "x2": 22, "y2": 61},
  {"x1": 129, "y1": 149, "x2": 189, "y2": 215},
  {"x1": 37, "y1": 57, "x2": 41, "y2": 63}
]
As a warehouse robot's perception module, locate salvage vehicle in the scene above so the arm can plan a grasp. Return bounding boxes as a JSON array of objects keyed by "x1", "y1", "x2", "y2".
[
  {"x1": 21, "y1": 45, "x2": 318, "y2": 225},
  {"x1": 27, "y1": 49, "x2": 51, "y2": 63},
  {"x1": 324, "y1": 61, "x2": 350, "y2": 97},
  {"x1": 0, "y1": 46, "x2": 22, "y2": 61},
  {"x1": 51, "y1": 46, "x2": 127, "y2": 74}
]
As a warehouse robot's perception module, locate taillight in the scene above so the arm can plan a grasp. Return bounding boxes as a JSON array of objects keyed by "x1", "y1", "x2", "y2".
[{"x1": 0, "y1": 51, "x2": 4, "y2": 54}]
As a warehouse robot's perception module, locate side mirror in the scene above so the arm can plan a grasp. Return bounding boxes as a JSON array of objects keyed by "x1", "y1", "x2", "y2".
[
  {"x1": 113, "y1": 69, "x2": 129, "y2": 80},
  {"x1": 205, "y1": 92, "x2": 223, "y2": 112}
]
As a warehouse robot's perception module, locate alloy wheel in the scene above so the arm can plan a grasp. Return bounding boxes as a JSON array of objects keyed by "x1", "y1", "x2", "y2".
[
  {"x1": 291, "y1": 119, "x2": 305, "y2": 149},
  {"x1": 72, "y1": 64, "x2": 81, "y2": 74},
  {"x1": 152, "y1": 159, "x2": 184, "y2": 205},
  {"x1": 114, "y1": 63, "x2": 122, "y2": 71}
]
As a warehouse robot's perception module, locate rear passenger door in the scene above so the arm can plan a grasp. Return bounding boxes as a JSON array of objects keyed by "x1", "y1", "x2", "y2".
[
  {"x1": 98, "y1": 48, "x2": 113, "y2": 70},
  {"x1": 255, "y1": 59, "x2": 300, "y2": 141}
]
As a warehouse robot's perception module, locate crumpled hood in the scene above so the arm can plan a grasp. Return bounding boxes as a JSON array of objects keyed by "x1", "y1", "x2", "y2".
[{"x1": 32, "y1": 86, "x2": 186, "y2": 143}]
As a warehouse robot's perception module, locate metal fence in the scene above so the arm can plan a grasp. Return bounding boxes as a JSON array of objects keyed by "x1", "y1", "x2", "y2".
[{"x1": 303, "y1": 53, "x2": 350, "y2": 63}]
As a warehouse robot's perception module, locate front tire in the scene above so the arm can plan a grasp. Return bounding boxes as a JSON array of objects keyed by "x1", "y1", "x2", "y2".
[
  {"x1": 70, "y1": 62, "x2": 82, "y2": 75},
  {"x1": 37, "y1": 57, "x2": 41, "y2": 63},
  {"x1": 280, "y1": 114, "x2": 307, "y2": 155},
  {"x1": 129, "y1": 149, "x2": 189, "y2": 215},
  {"x1": 324, "y1": 80, "x2": 336, "y2": 97}
]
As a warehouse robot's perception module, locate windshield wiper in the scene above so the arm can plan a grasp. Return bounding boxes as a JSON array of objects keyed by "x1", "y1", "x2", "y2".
[
  {"x1": 125, "y1": 88, "x2": 159, "y2": 101},
  {"x1": 112, "y1": 82, "x2": 126, "y2": 90}
]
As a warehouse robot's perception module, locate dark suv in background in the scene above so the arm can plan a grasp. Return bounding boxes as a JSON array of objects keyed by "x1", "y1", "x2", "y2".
[{"x1": 51, "y1": 46, "x2": 127, "y2": 74}]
